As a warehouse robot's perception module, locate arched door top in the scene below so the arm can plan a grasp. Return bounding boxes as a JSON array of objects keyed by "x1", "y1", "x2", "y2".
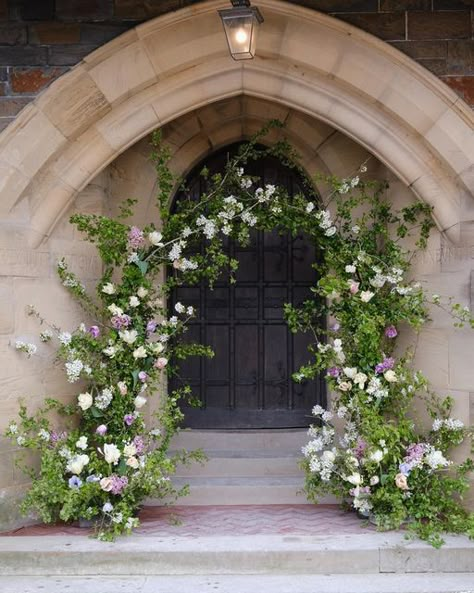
[{"x1": 0, "y1": 0, "x2": 472, "y2": 246}]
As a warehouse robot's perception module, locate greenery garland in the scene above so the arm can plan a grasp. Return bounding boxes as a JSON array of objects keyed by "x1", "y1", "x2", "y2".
[{"x1": 6, "y1": 122, "x2": 474, "y2": 544}]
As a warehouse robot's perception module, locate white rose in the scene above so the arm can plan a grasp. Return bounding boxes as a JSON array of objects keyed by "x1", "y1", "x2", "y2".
[
  {"x1": 360, "y1": 291, "x2": 375, "y2": 302},
  {"x1": 338, "y1": 381, "x2": 352, "y2": 392},
  {"x1": 103, "y1": 443, "x2": 121, "y2": 465},
  {"x1": 117, "y1": 381, "x2": 128, "y2": 395},
  {"x1": 78, "y1": 392, "x2": 93, "y2": 411},
  {"x1": 66, "y1": 454, "x2": 89, "y2": 475},
  {"x1": 133, "y1": 346, "x2": 147, "y2": 359},
  {"x1": 148, "y1": 231, "x2": 163, "y2": 246},
  {"x1": 370, "y1": 475, "x2": 380, "y2": 486},
  {"x1": 102, "y1": 283, "x2": 116, "y2": 295},
  {"x1": 354, "y1": 372, "x2": 367, "y2": 388},
  {"x1": 76, "y1": 436, "x2": 88, "y2": 450},
  {"x1": 108, "y1": 304, "x2": 123, "y2": 316},
  {"x1": 384, "y1": 370, "x2": 397, "y2": 383},
  {"x1": 137, "y1": 287, "x2": 148, "y2": 298},
  {"x1": 369, "y1": 450, "x2": 384, "y2": 463},
  {"x1": 100, "y1": 477, "x2": 113, "y2": 492},
  {"x1": 345, "y1": 473, "x2": 362, "y2": 486},
  {"x1": 126, "y1": 457, "x2": 139, "y2": 469},
  {"x1": 343, "y1": 367, "x2": 357, "y2": 379},
  {"x1": 129, "y1": 296, "x2": 140, "y2": 308},
  {"x1": 134, "y1": 395, "x2": 147, "y2": 409},
  {"x1": 174, "y1": 302, "x2": 185, "y2": 314},
  {"x1": 345, "y1": 265, "x2": 356, "y2": 274},
  {"x1": 123, "y1": 443, "x2": 137, "y2": 457},
  {"x1": 322, "y1": 450, "x2": 336, "y2": 463},
  {"x1": 119, "y1": 329, "x2": 138, "y2": 345},
  {"x1": 149, "y1": 342, "x2": 164, "y2": 355}
]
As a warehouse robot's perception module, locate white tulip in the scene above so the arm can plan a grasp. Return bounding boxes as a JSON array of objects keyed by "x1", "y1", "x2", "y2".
[
  {"x1": 123, "y1": 443, "x2": 137, "y2": 457},
  {"x1": 66, "y1": 454, "x2": 89, "y2": 475},
  {"x1": 78, "y1": 392, "x2": 93, "y2": 411},
  {"x1": 133, "y1": 346, "x2": 147, "y2": 359},
  {"x1": 76, "y1": 436, "x2": 88, "y2": 450},
  {"x1": 343, "y1": 367, "x2": 357, "y2": 379},
  {"x1": 345, "y1": 472, "x2": 362, "y2": 486},
  {"x1": 103, "y1": 443, "x2": 121, "y2": 465},
  {"x1": 148, "y1": 231, "x2": 163, "y2": 246},
  {"x1": 108, "y1": 304, "x2": 123, "y2": 316},
  {"x1": 119, "y1": 329, "x2": 138, "y2": 345},
  {"x1": 360, "y1": 291, "x2": 375, "y2": 302}
]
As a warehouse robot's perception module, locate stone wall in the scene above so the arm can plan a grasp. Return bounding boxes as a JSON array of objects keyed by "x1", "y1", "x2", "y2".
[{"x1": 0, "y1": 0, "x2": 473, "y2": 132}]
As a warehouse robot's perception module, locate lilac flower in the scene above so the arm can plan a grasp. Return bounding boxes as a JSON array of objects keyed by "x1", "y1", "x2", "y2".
[
  {"x1": 405, "y1": 442, "x2": 426, "y2": 463},
  {"x1": 384, "y1": 326, "x2": 398, "y2": 339},
  {"x1": 128, "y1": 226, "x2": 145, "y2": 250},
  {"x1": 68, "y1": 476, "x2": 82, "y2": 489},
  {"x1": 146, "y1": 320, "x2": 157, "y2": 333},
  {"x1": 375, "y1": 357, "x2": 395, "y2": 374},
  {"x1": 399, "y1": 462, "x2": 412, "y2": 476},
  {"x1": 96, "y1": 424, "x2": 107, "y2": 436},
  {"x1": 86, "y1": 475, "x2": 100, "y2": 483},
  {"x1": 110, "y1": 475, "x2": 128, "y2": 495},
  {"x1": 138, "y1": 371, "x2": 148, "y2": 383},
  {"x1": 133, "y1": 435, "x2": 146, "y2": 455},
  {"x1": 330, "y1": 322, "x2": 340, "y2": 332},
  {"x1": 354, "y1": 438, "x2": 367, "y2": 459},
  {"x1": 50, "y1": 431, "x2": 67, "y2": 444},
  {"x1": 88, "y1": 325, "x2": 100, "y2": 338},
  {"x1": 327, "y1": 367, "x2": 341, "y2": 378},
  {"x1": 111, "y1": 314, "x2": 132, "y2": 330},
  {"x1": 124, "y1": 414, "x2": 135, "y2": 426}
]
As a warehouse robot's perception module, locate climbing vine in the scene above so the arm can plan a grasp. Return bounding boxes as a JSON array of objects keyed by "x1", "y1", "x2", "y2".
[{"x1": 6, "y1": 121, "x2": 474, "y2": 544}]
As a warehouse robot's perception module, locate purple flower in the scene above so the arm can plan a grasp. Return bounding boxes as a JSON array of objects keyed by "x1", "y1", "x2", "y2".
[
  {"x1": 88, "y1": 325, "x2": 100, "y2": 338},
  {"x1": 375, "y1": 357, "x2": 395, "y2": 374},
  {"x1": 128, "y1": 226, "x2": 145, "y2": 250},
  {"x1": 405, "y1": 442, "x2": 426, "y2": 463},
  {"x1": 330, "y1": 322, "x2": 340, "y2": 332},
  {"x1": 50, "y1": 431, "x2": 67, "y2": 444},
  {"x1": 354, "y1": 438, "x2": 367, "y2": 459},
  {"x1": 96, "y1": 424, "x2": 107, "y2": 436},
  {"x1": 68, "y1": 476, "x2": 82, "y2": 489},
  {"x1": 111, "y1": 314, "x2": 131, "y2": 329},
  {"x1": 133, "y1": 435, "x2": 146, "y2": 455},
  {"x1": 384, "y1": 325, "x2": 398, "y2": 339},
  {"x1": 327, "y1": 367, "x2": 341, "y2": 378},
  {"x1": 110, "y1": 475, "x2": 128, "y2": 495},
  {"x1": 399, "y1": 462, "x2": 412, "y2": 476},
  {"x1": 138, "y1": 371, "x2": 148, "y2": 383},
  {"x1": 146, "y1": 320, "x2": 157, "y2": 333},
  {"x1": 86, "y1": 475, "x2": 100, "y2": 483},
  {"x1": 124, "y1": 414, "x2": 135, "y2": 426}
]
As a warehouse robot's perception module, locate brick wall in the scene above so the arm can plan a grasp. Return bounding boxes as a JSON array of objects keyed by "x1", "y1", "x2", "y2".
[{"x1": 0, "y1": 0, "x2": 472, "y2": 130}]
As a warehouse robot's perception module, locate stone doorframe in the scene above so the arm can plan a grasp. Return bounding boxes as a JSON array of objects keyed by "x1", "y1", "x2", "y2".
[{"x1": 0, "y1": 0, "x2": 472, "y2": 247}]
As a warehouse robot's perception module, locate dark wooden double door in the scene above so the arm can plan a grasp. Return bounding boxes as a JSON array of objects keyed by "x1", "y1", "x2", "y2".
[{"x1": 170, "y1": 147, "x2": 325, "y2": 428}]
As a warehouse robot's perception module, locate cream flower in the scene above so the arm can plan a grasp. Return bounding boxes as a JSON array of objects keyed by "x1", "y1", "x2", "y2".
[
  {"x1": 338, "y1": 381, "x2": 352, "y2": 392},
  {"x1": 77, "y1": 392, "x2": 93, "y2": 411},
  {"x1": 384, "y1": 370, "x2": 397, "y2": 383},
  {"x1": 117, "y1": 381, "x2": 128, "y2": 395},
  {"x1": 107, "y1": 304, "x2": 123, "y2": 316},
  {"x1": 103, "y1": 443, "x2": 121, "y2": 465},
  {"x1": 345, "y1": 473, "x2": 362, "y2": 486},
  {"x1": 100, "y1": 477, "x2": 113, "y2": 492},
  {"x1": 343, "y1": 367, "x2": 357, "y2": 379},
  {"x1": 129, "y1": 296, "x2": 140, "y2": 308},
  {"x1": 149, "y1": 342, "x2": 164, "y2": 355},
  {"x1": 123, "y1": 443, "x2": 137, "y2": 457},
  {"x1": 134, "y1": 395, "x2": 147, "y2": 409},
  {"x1": 76, "y1": 436, "x2": 88, "y2": 450},
  {"x1": 360, "y1": 290, "x2": 375, "y2": 303},
  {"x1": 126, "y1": 457, "x2": 139, "y2": 469},
  {"x1": 66, "y1": 454, "x2": 89, "y2": 475},
  {"x1": 119, "y1": 329, "x2": 138, "y2": 345},
  {"x1": 354, "y1": 372, "x2": 368, "y2": 389},
  {"x1": 133, "y1": 346, "x2": 147, "y2": 359},
  {"x1": 102, "y1": 283, "x2": 115, "y2": 295},
  {"x1": 137, "y1": 287, "x2": 148, "y2": 298},
  {"x1": 395, "y1": 473, "x2": 409, "y2": 490},
  {"x1": 148, "y1": 231, "x2": 163, "y2": 246}
]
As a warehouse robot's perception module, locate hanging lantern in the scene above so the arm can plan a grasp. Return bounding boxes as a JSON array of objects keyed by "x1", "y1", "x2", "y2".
[{"x1": 218, "y1": 0, "x2": 264, "y2": 61}]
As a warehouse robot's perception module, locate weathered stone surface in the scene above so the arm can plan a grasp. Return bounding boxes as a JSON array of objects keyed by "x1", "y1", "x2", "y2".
[
  {"x1": 408, "y1": 11, "x2": 471, "y2": 41},
  {"x1": 48, "y1": 44, "x2": 100, "y2": 66},
  {"x1": 79, "y1": 24, "x2": 128, "y2": 45},
  {"x1": 0, "y1": 97, "x2": 32, "y2": 118},
  {"x1": 390, "y1": 40, "x2": 448, "y2": 60},
  {"x1": 0, "y1": 25, "x2": 26, "y2": 45},
  {"x1": 0, "y1": 278, "x2": 13, "y2": 334},
  {"x1": 37, "y1": 67, "x2": 111, "y2": 138},
  {"x1": 0, "y1": 249, "x2": 50, "y2": 278},
  {"x1": 447, "y1": 40, "x2": 473, "y2": 76},
  {"x1": 0, "y1": 46, "x2": 48, "y2": 66},
  {"x1": 336, "y1": 12, "x2": 406, "y2": 41}
]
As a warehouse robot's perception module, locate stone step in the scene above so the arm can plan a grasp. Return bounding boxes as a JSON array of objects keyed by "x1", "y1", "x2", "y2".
[
  {"x1": 171, "y1": 429, "x2": 308, "y2": 453},
  {"x1": 1, "y1": 573, "x2": 474, "y2": 593},
  {"x1": 155, "y1": 476, "x2": 308, "y2": 505},
  {"x1": 174, "y1": 450, "x2": 305, "y2": 478},
  {"x1": 1, "y1": 533, "x2": 473, "y2": 576}
]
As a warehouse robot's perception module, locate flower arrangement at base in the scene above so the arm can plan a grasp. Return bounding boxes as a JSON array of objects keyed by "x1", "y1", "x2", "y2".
[{"x1": 5, "y1": 122, "x2": 474, "y2": 544}]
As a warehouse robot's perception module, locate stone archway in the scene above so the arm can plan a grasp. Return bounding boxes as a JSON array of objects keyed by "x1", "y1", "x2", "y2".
[{"x1": 0, "y1": 0, "x2": 471, "y2": 249}]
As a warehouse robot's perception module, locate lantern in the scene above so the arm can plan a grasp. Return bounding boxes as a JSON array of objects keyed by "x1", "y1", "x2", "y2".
[{"x1": 219, "y1": 0, "x2": 264, "y2": 61}]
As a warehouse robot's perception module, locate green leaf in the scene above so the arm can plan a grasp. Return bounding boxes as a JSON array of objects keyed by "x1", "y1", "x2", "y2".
[
  {"x1": 90, "y1": 406, "x2": 103, "y2": 419},
  {"x1": 135, "y1": 260, "x2": 148, "y2": 276},
  {"x1": 117, "y1": 458, "x2": 128, "y2": 476},
  {"x1": 132, "y1": 369, "x2": 139, "y2": 389}
]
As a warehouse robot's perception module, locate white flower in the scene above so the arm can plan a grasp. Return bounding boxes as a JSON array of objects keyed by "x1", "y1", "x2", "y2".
[
  {"x1": 129, "y1": 296, "x2": 140, "y2": 308},
  {"x1": 350, "y1": 176, "x2": 360, "y2": 188},
  {"x1": 148, "y1": 231, "x2": 163, "y2": 246},
  {"x1": 117, "y1": 381, "x2": 128, "y2": 396},
  {"x1": 345, "y1": 473, "x2": 362, "y2": 486},
  {"x1": 126, "y1": 457, "x2": 139, "y2": 469},
  {"x1": 123, "y1": 443, "x2": 137, "y2": 457},
  {"x1": 133, "y1": 346, "x2": 147, "y2": 359},
  {"x1": 168, "y1": 316, "x2": 178, "y2": 326},
  {"x1": 127, "y1": 252, "x2": 139, "y2": 264},
  {"x1": 352, "y1": 225, "x2": 360, "y2": 234},
  {"x1": 8, "y1": 423, "x2": 18, "y2": 435},
  {"x1": 134, "y1": 395, "x2": 147, "y2": 409},
  {"x1": 338, "y1": 381, "x2": 352, "y2": 392},
  {"x1": 137, "y1": 287, "x2": 148, "y2": 298},
  {"x1": 38, "y1": 429, "x2": 50, "y2": 441},
  {"x1": 345, "y1": 265, "x2": 356, "y2": 274},
  {"x1": 306, "y1": 202, "x2": 315, "y2": 214},
  {"x1": 76, "y1": 436, "x2": 88, "y2": 450},
  {"x1": 102, "y1": 346, "x2": 116, "y2": 358},
  {"x1": 16, "y1": 435, "x2": 26, "y2": 446},
  {"x1": 312, "y1": 405, "x2": 325, "y2": 416},
  {"x1": 168, "y1": 243, "x2": 182, "y2": 262},
  {"x1": 119, "y1": 329, "x2": 138, "y2": 345},
  {"x1": 343, "y1": 367, "x2": 357, "y2": 379},
  {"x1": 187, "y1": 306, "x2": 194, "y2": 316},
  {"x1": 66, "y1": 454, "x2": 89, "y2": 475},
  {"x1": 108, "y1": 304, "x2": 123, "y2": 316},
  {"x1": 103, "y1": 443, "x2": 121, "y2": 465},
  {"x1": 149, "y1": 342, "x2": 164, "y2": 355},
  {"x1": 360, "y1": 291, "x2": 374, "y2": 303},
  {"x1": 95, "y1": 388, "x2": 113, "y2": 410},
  {"x1": 102, "y1": 283, "x2": 116, "y2": 295},
  {"x1": 322, "y1": 411, "x2": 333, "y2": 422},
  {"x1": 432, "y1": 419, "x2": 443, "y2": 431},
  {"x1": 65, "y1": 359, "x2": 84, "y2": 382},
  {"x1": 322, "y1": 450, "x2": 336, "y2": 463},
  {"x1": 443, "y1": 418, "x2": 464, "y2": 431},
  {"x1": 370, "y1": 475, "x2": 379, "y2": 486},
  {"x1": 336, "y1": 406, "x2": 347, "y2": 418},
  {"x1": 384, "y1": 370, "x2": 397, "y2": 383},
  {"x1": 78, "y1": 392, "x2": 93, "y2": 411},
  {"x1": 100, "y1": 477, "x2": 113, "y2": 492},
  {"x1": 425, "y1": 448, "x2": 451, "y2": 470},
  {"x1": 102, "y1": 502, "x2": 113, "y2": 513},
  {"x1": 175, "y1": 302, "x2": 185, "y2": 314},
  {"x1": 40, "y1": 329, "x2": 53, "y2": 342},
  {"x1": 353, "y1": 372, "x2": 368, "y2": 389},
  {"x1": 333, "y1": 339, "x2": 343, "y2": 353},
  {"x1": 325, "y1": 226, "x2": 337, "y2": 237},
  {"x1": 369, "y1": 450, "x2": 384, "y2": 464}
]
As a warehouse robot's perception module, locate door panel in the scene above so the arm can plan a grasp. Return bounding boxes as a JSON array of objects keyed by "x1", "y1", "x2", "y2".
[{"x1": 169, "y1": 144, "x2": 325, "y2": 429}]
